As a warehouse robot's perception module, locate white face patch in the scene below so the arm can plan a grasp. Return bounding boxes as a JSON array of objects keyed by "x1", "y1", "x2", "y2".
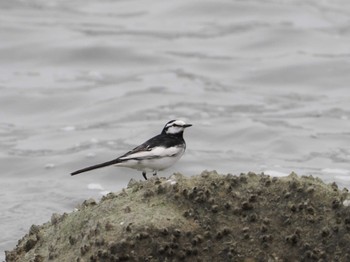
[
  {"x1": 166, "y1": 120, "x2": 186, "y2": 128},
  {"x1": 165, "y1": 120, "x2": 188, "y2": 134},
  {"x1": 166, "y1": 125, "x2": 185, "y2": 134}
]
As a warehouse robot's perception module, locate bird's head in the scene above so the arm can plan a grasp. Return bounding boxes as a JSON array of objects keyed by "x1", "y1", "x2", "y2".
[{"x1": 162, "y1": 120, "x2": 192, "y2": 135}]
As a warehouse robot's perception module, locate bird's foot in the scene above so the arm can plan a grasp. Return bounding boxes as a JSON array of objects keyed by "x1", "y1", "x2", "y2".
[{"x1": 142, "y1": 171, "x2": 147, "y2": 180}]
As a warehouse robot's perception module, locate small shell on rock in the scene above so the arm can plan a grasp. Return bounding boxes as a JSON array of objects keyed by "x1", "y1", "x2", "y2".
[
  {"x1": 29, "y1": 225, "x2": 40, "y2": 235},
  {"x1": 211, "y1": 205, "x2": 219, "y2": 213},
  {"x1": 173, "y1": 229, "x2": 181, "y2": 237},
  {"x1": 51, "y1": 213, "x2": 61, "y2": 225},
  {"x1": 83, "y1": 198, "x2": 97, "y2": 207},
  {"x1": 241, "y1": 201, "x2": 253, "y2": 210},
  {"x1": 343, "y1": 199, "x2": 350, "y2": 207}
]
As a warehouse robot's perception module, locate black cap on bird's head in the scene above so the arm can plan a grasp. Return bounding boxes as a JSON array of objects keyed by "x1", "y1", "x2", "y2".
[{"x1": 162, "y1": 120, "x2": 192, "y2": 135}]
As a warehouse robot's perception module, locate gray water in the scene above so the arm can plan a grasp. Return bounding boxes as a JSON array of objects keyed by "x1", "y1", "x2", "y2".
[{"x1": 1, "y1": 0, "x2": 350, "y2": 259}]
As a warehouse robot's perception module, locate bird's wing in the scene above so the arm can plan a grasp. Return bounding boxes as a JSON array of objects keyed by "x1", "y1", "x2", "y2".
[
  {"x1": 117, "y1": 135, "x2": 184, "y2": 161},
  {"x1": 118, "y1": 146, "x2": 182, "y2": 161}
]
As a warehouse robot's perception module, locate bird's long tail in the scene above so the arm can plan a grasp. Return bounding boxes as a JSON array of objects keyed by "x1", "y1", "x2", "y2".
[{"x1": 71, "y1": 159, "x2": 120, "y2": 176}]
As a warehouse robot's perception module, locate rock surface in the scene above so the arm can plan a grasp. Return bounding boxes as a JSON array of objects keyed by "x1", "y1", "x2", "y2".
[{"x1": 5, "y1": 171, "x2": 350, "y2": 262}]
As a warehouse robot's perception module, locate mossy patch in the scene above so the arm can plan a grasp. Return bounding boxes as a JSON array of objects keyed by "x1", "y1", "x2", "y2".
[{"x1": 6, "y1": 171, "x2": 350, "y2": 262}]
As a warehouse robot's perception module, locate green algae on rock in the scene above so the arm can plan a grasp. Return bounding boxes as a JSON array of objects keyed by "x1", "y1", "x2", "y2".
[{"x1": 5, "y1": 171, "x2": 350, "y2": 262}]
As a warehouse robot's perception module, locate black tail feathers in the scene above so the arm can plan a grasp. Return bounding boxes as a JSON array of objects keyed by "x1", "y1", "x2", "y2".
[{"x1": 71, "y1": 159, "x2": 120, "y2": 176}]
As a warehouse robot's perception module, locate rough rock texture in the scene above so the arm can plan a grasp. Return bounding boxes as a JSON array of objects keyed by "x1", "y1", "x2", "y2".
[{"x1": 5, "y1": 171, "x2": 350, "y2": 262}]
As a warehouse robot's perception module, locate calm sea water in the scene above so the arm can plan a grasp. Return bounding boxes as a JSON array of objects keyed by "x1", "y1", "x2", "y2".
[{"x1": 1, "y1": 0, "x2": 350, "y2": 259}]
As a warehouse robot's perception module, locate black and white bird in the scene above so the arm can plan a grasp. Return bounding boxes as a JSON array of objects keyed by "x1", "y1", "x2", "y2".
[{"x1": 71, "y1": 120, "x2": 192, "y2": 180}]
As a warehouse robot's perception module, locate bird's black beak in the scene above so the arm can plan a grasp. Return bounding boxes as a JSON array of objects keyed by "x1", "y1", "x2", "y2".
[{"x1": 183, "y1": 124, "x2": 192, "y2": 128}]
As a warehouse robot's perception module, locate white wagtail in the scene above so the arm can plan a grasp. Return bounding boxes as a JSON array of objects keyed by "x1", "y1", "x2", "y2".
[{"x1": 71, "y1": 120, "x2": 192, "y2": 180}]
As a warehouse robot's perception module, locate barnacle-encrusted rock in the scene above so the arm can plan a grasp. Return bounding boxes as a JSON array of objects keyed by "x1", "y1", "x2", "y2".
[{"x1": 5, "y1": 171, "x2": 350, "y2": 261}]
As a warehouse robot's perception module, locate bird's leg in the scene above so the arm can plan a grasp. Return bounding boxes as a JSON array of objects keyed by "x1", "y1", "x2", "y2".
[
  {"x1": 142, "y1": 171, "x2": 147, "y2": 180},
  {"x1": 153, "y1": 171, "x2": 157, "y2": 176}
]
